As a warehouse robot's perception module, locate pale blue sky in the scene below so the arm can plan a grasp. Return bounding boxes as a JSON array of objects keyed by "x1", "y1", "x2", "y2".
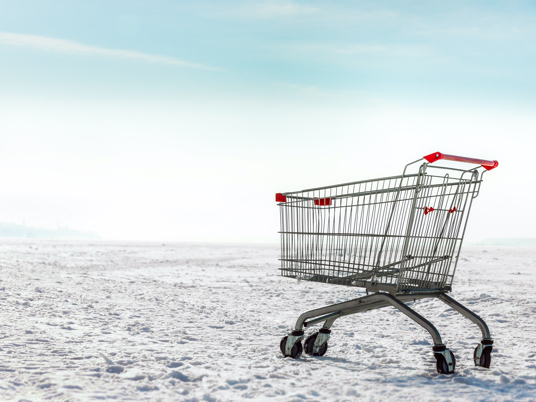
[
  {"x1": 2, "y1": 1, "x2": 536, "y2": 103},
  {"x1": 0, "y1": 1, "x2": 534, "y2": 241}
]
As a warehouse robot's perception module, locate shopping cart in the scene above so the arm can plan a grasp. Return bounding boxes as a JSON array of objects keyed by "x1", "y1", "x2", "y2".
[{"x1": 275, "y1": 152, "x2": 498, "y2": 374}]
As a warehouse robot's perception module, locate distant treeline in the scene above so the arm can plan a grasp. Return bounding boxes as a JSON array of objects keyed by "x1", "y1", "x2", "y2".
[
  {"x1": 0, "y1": 222, "x2": 101, "y2": 239},
  {"x1": 476, "y1": 238, "x2": 536, "y2": 247}
]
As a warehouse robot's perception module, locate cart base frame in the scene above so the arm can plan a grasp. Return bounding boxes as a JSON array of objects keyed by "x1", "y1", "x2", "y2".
[{"x1": 281, "y1": 291, "x2": 493, "y2": 374}]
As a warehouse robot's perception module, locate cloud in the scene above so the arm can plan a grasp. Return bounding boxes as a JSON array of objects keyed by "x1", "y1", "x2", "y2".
[
  {"x1": 239, "y1": 1, "x2": 319, "y2": 18},
  {"x1": 0, "y1": 31, "x2": 219, "y2": 71}
]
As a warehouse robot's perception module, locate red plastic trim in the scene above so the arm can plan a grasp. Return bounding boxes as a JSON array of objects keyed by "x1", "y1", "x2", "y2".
[
  {"x1": 424, "y1": 153, "x2": 442, "y2": 163},
  {"x1": 424, "y1": 152, "x2": 498, "y2": 171},
  {"x1": 314, "y1": 197, "x2": 332, "y2": 206},
  {"x1": 275, "y1": 193, "x2": 287, "y2": 202},
  {"x1": 482, "y1": 161, "x2": 499, "y2": 171}
]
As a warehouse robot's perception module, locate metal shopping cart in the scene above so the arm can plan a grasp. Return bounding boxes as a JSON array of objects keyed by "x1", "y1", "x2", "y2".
[{"x1": 275, "y1": 152, "x2": 498, "y2": 374}]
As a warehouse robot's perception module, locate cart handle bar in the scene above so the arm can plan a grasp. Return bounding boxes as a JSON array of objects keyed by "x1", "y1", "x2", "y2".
[
  {"x1": 424, "y1": 152, "x2": 498, "y2": 171},
  {"x1": 275, "y1": 151, "x2": 499, "y2": 202}
]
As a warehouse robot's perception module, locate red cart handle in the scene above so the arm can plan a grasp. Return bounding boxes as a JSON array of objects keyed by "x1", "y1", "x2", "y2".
[{"x1": 424, "y1": 152, "x2": 499, "y2": 171}]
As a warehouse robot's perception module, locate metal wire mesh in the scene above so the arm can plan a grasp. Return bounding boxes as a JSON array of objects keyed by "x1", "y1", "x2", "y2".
[{"x1": 278, "y1": 164, "x2": 481, "y2": 294}]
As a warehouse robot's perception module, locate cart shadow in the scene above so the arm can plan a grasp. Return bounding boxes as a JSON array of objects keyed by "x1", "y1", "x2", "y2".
[{"x1": 301, "y1": 357, "x2": 536, "y2": 394}]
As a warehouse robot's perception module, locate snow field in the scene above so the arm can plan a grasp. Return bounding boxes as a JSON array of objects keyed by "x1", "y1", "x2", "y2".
[{"x1": 0, "y1": 240, "x2": 535, "y2": 401}]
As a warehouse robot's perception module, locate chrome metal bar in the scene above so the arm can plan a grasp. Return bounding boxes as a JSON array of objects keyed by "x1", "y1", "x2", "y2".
[
  {"x1": 437, "y1": 293, "x2": 491, "y2": 339},
  {"x1": 347, "y1": 256, "x2": 451, "y2": 282},
  {"x1": 322, "y1": 316, "x2": 338, "y2": 329},
  {"x1": 395, "y1": 163, "x2": 427, "y2": 292},
  {"x1": 284, "y1": 180, "x2": 477, "y2": 203},
  {"x1": 284, "y1": 174, "x2": 421, "y2": 195},
  {"x1": 278, "y1": 232, "x2": 463, "y2": 240},
  {"x1": 303, "y1": 312, "x2": 341, "y2": 327},
  {"x1": 294, "y1": 293, "x2": 444, "y2": 345}
]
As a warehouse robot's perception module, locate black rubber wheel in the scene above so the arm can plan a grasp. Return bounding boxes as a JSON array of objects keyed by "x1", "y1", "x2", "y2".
[
  {"x1": 436, "y1": 350, "x2": 456, "y2": 374},
  {"x1": 474, "y1": 345, "x2": 492, "y2": 368},
  {"x1": 280, "y1": 336, "x2": 303, "y2": 359},
  {"x1": 304, "y1": 333, "x2": 315, "y2": 355},
  {"x1": 280, "y1": 336, "x2": 287, "y2": 356},
  {"x1": 304, "y1": 333, "x2": 328, "y2": 356}
]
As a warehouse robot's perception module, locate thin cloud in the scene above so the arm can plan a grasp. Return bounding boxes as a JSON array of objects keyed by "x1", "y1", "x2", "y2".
[{"x1": 0, "y1": 31, "x2": 219, "y2": 71}]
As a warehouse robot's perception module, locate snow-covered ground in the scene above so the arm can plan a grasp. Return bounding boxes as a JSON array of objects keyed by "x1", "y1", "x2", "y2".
[{"x1": 0, "y1": 239, "x2": 535, "y2": 401}]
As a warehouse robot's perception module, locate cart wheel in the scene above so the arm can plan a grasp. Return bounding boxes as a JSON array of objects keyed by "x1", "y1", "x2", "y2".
[
  {"x1": 474, "y1": 345, "x2": 492, "y2": 368},
  {"x1": 280, "y1": 336, "x2": 303, "y2": 359},
  {"x1": 304, "y1": 333, "x2": 328, "y2": 356},
  {"x1": 435, "y1": 350, "x2": 456, "y2": 374}
]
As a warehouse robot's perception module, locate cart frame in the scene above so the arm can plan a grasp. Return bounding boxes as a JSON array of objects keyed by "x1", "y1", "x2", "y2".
[{"x1": 276, "y1": 152, "x2": 498, "y2": 373}]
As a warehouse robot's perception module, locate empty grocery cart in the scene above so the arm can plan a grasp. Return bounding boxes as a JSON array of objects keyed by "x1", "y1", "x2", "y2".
[{"x1": 275, "y1": 152, "x2": 498, "y2": 374}]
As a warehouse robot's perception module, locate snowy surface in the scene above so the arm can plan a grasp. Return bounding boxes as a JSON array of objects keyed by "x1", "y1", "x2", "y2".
[{"x1": 0, "y1": 240, "x2": 535, "y2": 401}]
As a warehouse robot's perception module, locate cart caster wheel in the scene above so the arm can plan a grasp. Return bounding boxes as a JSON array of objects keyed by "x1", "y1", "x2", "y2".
[
  {"x1": 280, "y1": 336, "x2": 303, "y2": 359},
  {"x1": 304, "y1": 333, "x2": 317, "y2": 355},
  {"x1": 434, "y1": 347, "x2": 456, "y2": 374},
  {"x1": 304, "y1": 332, "x2": 328, "y2": 356},
  {"x1": 474, "y1": 341, "x2": 493, "y2": 368}
]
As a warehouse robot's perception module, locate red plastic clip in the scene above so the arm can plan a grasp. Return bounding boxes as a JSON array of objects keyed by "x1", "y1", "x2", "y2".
[
  {"x1": 314, "y1": 197, "x2": 332, "y2": 206},
  {"x1": 424, "y1": 207, "x2": 434, "y2": 215},
  {"x1": 275, "y1": 193, "x2": 287, "y2": 202},
  {"x1": 449, "y1": 207, "x2": 457, "y2": 213}
]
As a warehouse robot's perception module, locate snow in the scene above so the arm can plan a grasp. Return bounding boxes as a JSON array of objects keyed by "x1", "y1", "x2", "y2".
[{"x1": 0, "y1": 239, "x2": 535, "y2": 401}]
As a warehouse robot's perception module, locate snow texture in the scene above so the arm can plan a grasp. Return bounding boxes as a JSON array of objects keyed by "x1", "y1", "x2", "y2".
[{"x1": 0, "y1": 239, "x2": 535, "y2": 401}]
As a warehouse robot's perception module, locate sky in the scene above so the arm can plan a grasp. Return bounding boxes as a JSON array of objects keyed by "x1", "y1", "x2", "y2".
[{"x1": 0, "y1": 0, "x2": 535, "y2": 242}]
